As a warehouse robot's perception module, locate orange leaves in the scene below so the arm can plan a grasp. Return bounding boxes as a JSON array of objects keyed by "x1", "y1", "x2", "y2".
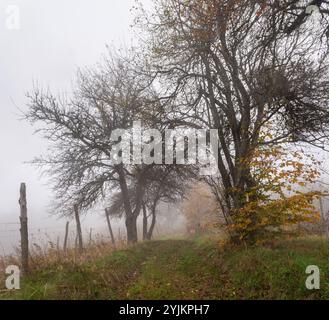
[
  {"x1": 229, "y1": 143, "x2": 323, "y2": 244},
  {"x1": 229, "y1": 192, "x2": 321, "y2": 243},
  {"x1": 256, "y1": 3, "x2": 269, "y2": 17},
  {"x1": 249, "y1": 144, "x2": 320, "y2": 197}
]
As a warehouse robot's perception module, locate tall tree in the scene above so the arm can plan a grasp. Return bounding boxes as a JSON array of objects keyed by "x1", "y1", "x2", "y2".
[{"x1": 136, "y1": 0, "x2": 329, "y2": 242}]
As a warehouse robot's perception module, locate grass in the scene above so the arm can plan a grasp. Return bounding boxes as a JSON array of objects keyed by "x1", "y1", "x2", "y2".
[{"x1": 0, "y1": 236, "x2": 329, "y2": 300}]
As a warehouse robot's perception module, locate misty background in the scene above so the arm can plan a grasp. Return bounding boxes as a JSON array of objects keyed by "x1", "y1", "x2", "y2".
[
  {"x1": 0, "y1": 0, "x2": 178, "y2": 255},
  {"x1": 0, "y1": 0, "x2": 328, "y2": 255}
]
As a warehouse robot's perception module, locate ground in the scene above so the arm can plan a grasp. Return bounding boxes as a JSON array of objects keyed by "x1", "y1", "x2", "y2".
[{"x1": 1, "y1": 236, "x2": 329, "y2": 300}]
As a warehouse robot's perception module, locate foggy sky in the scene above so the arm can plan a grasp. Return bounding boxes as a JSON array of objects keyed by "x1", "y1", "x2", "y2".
[
  {"x1": 0, "y1": 0, "x2": 150, "y2": 253},
  {"x1": 0, "y1": 1, "x2": 328, "y2": 254}
]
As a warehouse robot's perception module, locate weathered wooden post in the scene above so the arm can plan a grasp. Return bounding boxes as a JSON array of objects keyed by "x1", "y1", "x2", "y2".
[
  {"x1": 74, "y1": 204, "x2": 83, "y2": 253},
  {"x1": 75, "y1": 235, "x2": 78, "y2": 252},
  {"x1": 105, "y1": 208, "x2": 116, "y2": 246},
  {"x1": 89, "y1": 228, "x2": 93, "y2": 243},
  {"x1": 56, "y1": 236, "x2": 60, "y2": 251},
  {"x1": 319, "y1": 197, "x2": 328, "y2": 238},
  {"x1": 19, "y1": 183, "x2": 29, "y2": 275},
  {"x1": 63, "y1": 221, "x2": 69, "y2": 253}
]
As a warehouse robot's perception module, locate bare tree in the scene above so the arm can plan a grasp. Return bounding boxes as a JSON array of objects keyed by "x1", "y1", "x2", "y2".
[
  {"x1": 25, "y1": 50, "x2": 161, "y2": 243},
  {"x1": 106, "y1": 165, "x2": 191, "y2": 240}
]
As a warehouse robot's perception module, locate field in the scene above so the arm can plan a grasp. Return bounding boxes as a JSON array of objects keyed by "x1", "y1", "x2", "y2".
[{"x1": 1, "y1": 236, "x2": 329, "y2": 300}]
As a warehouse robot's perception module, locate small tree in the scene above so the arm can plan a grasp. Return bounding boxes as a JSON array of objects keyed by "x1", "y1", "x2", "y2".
[
  {"x1": 228, "y1": 142, "x2": 323, "y2": 244},
  {"x1": 181, "y1": 183, "x2": 220, "y2": 235}
]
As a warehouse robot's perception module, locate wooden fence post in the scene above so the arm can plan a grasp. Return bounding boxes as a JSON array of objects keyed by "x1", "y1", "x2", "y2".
[
  {"x1": 19, "y1": 183, "x2": 29, "y2": 275},
  {"x1": 75, "y1": 235, "x2": 78, "y2": 252},
  {"x1": 105, "y1": 208, "x2": 116, "y2": 246},
  {"x1": 319, "y1": 197, "x2": 328, "y2": 238},
  {"x1": 74, "y1": 205, "x2": 83, "y2": 253},
  {"x1": 63, "y1": 221, "x2": 69, "y2": 253}
]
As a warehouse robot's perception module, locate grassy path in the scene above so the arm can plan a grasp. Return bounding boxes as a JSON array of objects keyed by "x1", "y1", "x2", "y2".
[
  {"x1": 118, "y1": 240, "x2": 223, "y2": 299},
  {"x1": 1, "y1": 237, "x2": 329, "y2": 300}
]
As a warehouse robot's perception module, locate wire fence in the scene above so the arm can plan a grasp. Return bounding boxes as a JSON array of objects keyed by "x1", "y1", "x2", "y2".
[
  {"x1": 0, "y1": 222, "x2": 20, "y2": 240},
  {"x1": 0, "y1": 220, "x2": 120, "y2": 251},
  {"x1": 0, "y1": 223, "x2": 68, "y2": 237}
]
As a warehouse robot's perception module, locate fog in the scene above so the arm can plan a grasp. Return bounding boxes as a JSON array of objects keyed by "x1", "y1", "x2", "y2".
[
  {"x1": 1, "y1": 1, "x2": 329, "y2": 255},
  {"x1": 0, "y1": 0, "x2": 160, "y2": 254}
]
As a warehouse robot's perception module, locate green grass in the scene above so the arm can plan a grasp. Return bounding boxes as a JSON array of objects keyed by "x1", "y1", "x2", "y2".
[{"x1": 1, "y1": 236, "x2": 329, "y2": 300}]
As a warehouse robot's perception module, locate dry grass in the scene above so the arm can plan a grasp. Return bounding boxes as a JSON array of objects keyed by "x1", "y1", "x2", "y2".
[
  {"x1": 0, "y1": 234, "x2": 127, "y2": 286},
  {"x1": 1, "y1": 234, "x2": 329, "y2": 300}
]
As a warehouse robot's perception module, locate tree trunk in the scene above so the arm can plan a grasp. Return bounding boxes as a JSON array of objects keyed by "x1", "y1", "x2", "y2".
[
  {"x1": 142, "y1": 203, "x2": 148, "y2": 240},
  {"x1": 74, "y1": 204, "x2": 83, "y2": 253},
  {"x1": 117, "y1": 165, "x2": 142, "y2": 244},
  {"x1": 146, "y1": 207, "x2": 157, "y2": 240},
  {"x1": 126, "y1": 215, "x2": 138, "y2": 243},
  {"x1": 105, "y1": 208, "x2": 116, "y2": 245}
]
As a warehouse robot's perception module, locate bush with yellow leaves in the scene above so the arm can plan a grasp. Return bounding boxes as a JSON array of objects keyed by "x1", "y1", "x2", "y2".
[{"x1": 229, "y1": 144, "x2": 323, "y2": 244}]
